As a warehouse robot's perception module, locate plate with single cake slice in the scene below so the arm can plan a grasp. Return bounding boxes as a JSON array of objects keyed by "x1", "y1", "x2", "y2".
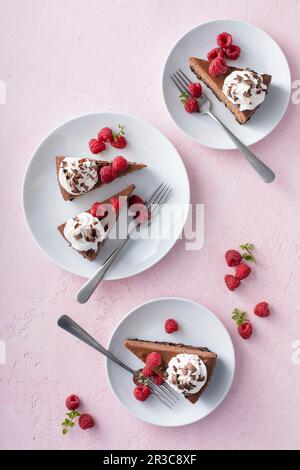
[
  {"x1": 162, "y1": 19, "x2": 291, "y2": 149},
  {"x1": 23, "y1": 112, "x2": 190, "y2": 280},
  {"x1": 106, "y1": 297, "x2": 235, "y2": 426}
]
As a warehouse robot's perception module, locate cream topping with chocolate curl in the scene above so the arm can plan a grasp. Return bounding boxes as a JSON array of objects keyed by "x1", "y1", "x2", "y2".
[
  {"x1": 223, "y1": 69, "x2": 267, "y2": 111},
  {"x1": 166, "y1": 354, "x2": 207, "y2": 396},
  {"x1": 59, "y1": 157, "x2": 98, "y2": 195},
  {"x1": 64, "y1": 212, "x2": 106, "y2": 252}
]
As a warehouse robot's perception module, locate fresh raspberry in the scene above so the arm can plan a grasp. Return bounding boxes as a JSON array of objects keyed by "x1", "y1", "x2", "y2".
[
  {"x1": 152, "y1": 374, "x2": 164, "y2": 386},
  {"x1": 217, "y1": 32, "x2": 233, "y2": 49},
  {"x1": 99, "y1": 165, "x2": 117, "y2": 184},
  {"x1": 224, "y1": 44, "x2": 241, "y2": 60},
  {"x1": 164, "y1": 318, "x2": 179, "y2": 334},
  {"x1": 78, "y1": 413, "x2": 95, "y2": 430},
  {"x1": 112, "y1": 156, "x2": 128, "y2": 173},
  {"x1": 225, "y1": 250, "x2": 242, "y2": 267},
  {"x1": 110, "y1": 196, "x2": 120, "y2": 213},
  {"x1": 238, "y1": 322, "x2": 253, "y2": 340},
  {"x1": 254, "y1": 301, "x2": 270, "y2": 318},
  {"x1": 188, "y1": 82, "x2": 202, "y2": 98},
  {"x1": 89, "y1": 138, "x2": 105, "y2": 154},
  {"x1": 98, "y1": 127, "x2": 113, "y2": 143},
  {"x1": 90, "y1": 202, "x2": 106, "y2": 218},
  {"x1": 224, "y1": 274, "x2": 240, "y2": 291},
  {"x1": 232, "y1": 308, "x2": 252, "y2": 339},
  {"x1": 235, "y1": 263, "x2": 251, "y2": 280},
  {"x1": 142, "y1": 365, "x2": 153, "y2": 378},
  {"x1": 146, "y1": 351, "x2": 161, "y2": 368},
  {"x1": 133, "y1": 385, "x2": 151, "y2": 401},
  {"x1": 65, "y1": 394, "x2": 80, "y2": 411},
  {"x1": 184, "y1": 97, "x2": 199, "y2": 113},
  {"x1": 208, "y1": 57, "x2": 228, "y2": 78},
  {"x1": 128, "y1": 195, "x2": 144, "y2": 206},
  {"x1": 111, "y1": 135, "x2": 127, "y2": 149},
  {"x1": 207, "y1": 47, "x2": 225, "y2": 62}
]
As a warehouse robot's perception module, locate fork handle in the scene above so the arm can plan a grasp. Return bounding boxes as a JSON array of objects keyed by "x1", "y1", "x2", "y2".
[
  {"x1": 57, "y1": 315, "x2": 134, "y2": 373},
  {"x1": 76, "y1": 236, "x2": 130, "y2": 304},
  {"x1": 207, "y1": 110, "x2": 275, "y2": 183}
]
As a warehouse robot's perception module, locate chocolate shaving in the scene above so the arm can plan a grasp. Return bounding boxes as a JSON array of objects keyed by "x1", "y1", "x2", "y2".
[
  {"x1": 198, "y1": 376, "x2": 206, "y2": 382},
  {"x1": 187, "y1": 363, "x2": 197, "y2": 373},
  {"x1": 243, "y1": 90, "x2": 251, "y2": 98},
  {"x1": 171, "y1": 374, "x2": 178, "y2": 385}
]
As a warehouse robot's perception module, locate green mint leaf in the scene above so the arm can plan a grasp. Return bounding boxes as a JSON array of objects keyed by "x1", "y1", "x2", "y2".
[
  {"x1": 66, "y1": 412, "x2": 73, "y2": 419},
  {"x1": 69, "y1": 422, "x2": 75, "y2": 428},
  {"x1": 62, "y1": 428, "x2": 68, "y2": 435},
  {"x1": 242, "y1": 254, "x2": 256, "y2": 263}
]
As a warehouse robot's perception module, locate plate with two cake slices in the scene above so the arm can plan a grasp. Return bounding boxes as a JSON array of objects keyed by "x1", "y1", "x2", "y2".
[
  {"x1": 23, "y1": 112, "x2": 190, "y2": 280},
  {"x1": 106, "y1": 297, "x2": 235, "y2": 427},
  {"x1": 162, "y1": 19, "x2": 291, "y2": 149}
]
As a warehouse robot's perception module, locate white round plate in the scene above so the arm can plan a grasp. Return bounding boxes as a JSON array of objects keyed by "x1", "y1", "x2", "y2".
[
  {"x1": 23, "y1": 112, "x2": 190, "y2": 280},
  {"x1": 162, "y1": 19, "x2": 291, "y2": 150},
  {"x1": 106, "y1": 297, "x2": 235, "y2": 427}
]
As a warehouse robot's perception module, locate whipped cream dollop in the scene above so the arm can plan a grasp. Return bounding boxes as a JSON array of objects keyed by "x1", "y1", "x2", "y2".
[
  {"x1": 64, "y1": 212, "x2": 106, "y2": 252},
  {"x1": 166, "y1": 354, "x2": 207, "y2": 396},
  {"x1": 223, "y1": 69, "x2": 267, "y2": 111},
  {"x1": 59, "y1": 157, "x2": 98, "y2": 195}
]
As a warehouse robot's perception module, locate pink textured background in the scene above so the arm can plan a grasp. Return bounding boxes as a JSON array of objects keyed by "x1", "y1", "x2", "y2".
[{"x1": 1, "y1": 0, "x2": 300, "y2": 450}]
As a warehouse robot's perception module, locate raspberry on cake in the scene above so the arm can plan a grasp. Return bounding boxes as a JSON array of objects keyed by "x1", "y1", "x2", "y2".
[
  {"x1": 146, "y1": 351, "x2": 162, "y2": 368},
  {"x1": 208, "y1": 57, "x2": 228, "y2": 78},
  {"x1": 100, "y1": 165, "x2": 117, "y2": 184},
  {"x1": 112, "y1": 156, "x2": 128, "y2": 173}
]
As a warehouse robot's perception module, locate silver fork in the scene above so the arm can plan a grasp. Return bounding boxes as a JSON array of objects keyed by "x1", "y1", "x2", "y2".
[
  {"x1": 57, "y1": 315, "x2": 178, "y2": 409},
  {"x1": 171, "y1": 68, "x2": 275, "y2": 183},
  {"x1": 76, "y1": 183, "x2": 173, "y2": 304}
]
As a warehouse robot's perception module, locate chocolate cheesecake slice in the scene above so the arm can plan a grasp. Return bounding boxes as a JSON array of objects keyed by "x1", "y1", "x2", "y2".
[
  {"x1": 58, "y1": 184, "x2": 135, "y2": 261},
  {"x1": 56, "y1": 156, "x2": 146, "y2": 201},
  {"x1": 125, "y1": 339, "x2": 217, "y2": 404},
  {"x1": 189, "y1": 57, "x2": 272, "y2": 124}
]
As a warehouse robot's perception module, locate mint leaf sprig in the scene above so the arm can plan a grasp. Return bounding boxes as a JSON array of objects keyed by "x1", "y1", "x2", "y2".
[
  {"x1": 61, "y1": 410, "x2": 80, "y2": 435},
  {"x1": 232, "y1": 308, "x2": 248, "y2": 326},
  {"x1": 240, "y1": 243, "x2": 256, "y2": 264},
  {"x1": 179, "y1": 91, "x2": 189, "y2": 105},
  {"x1": 112, "y1": 123, "x2": 125, "y2": 141}
]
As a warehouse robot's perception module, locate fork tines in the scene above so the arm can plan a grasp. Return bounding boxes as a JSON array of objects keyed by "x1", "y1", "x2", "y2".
[
  {"x1": 171, "y1": 68, "x2": 194, "y2": 96},
  {"x1": 148, "y1": 378, "x2": 179, "y2": 409},
  {"x1": 144, "y1": 183, "x2": 173, "y2": 223}
]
